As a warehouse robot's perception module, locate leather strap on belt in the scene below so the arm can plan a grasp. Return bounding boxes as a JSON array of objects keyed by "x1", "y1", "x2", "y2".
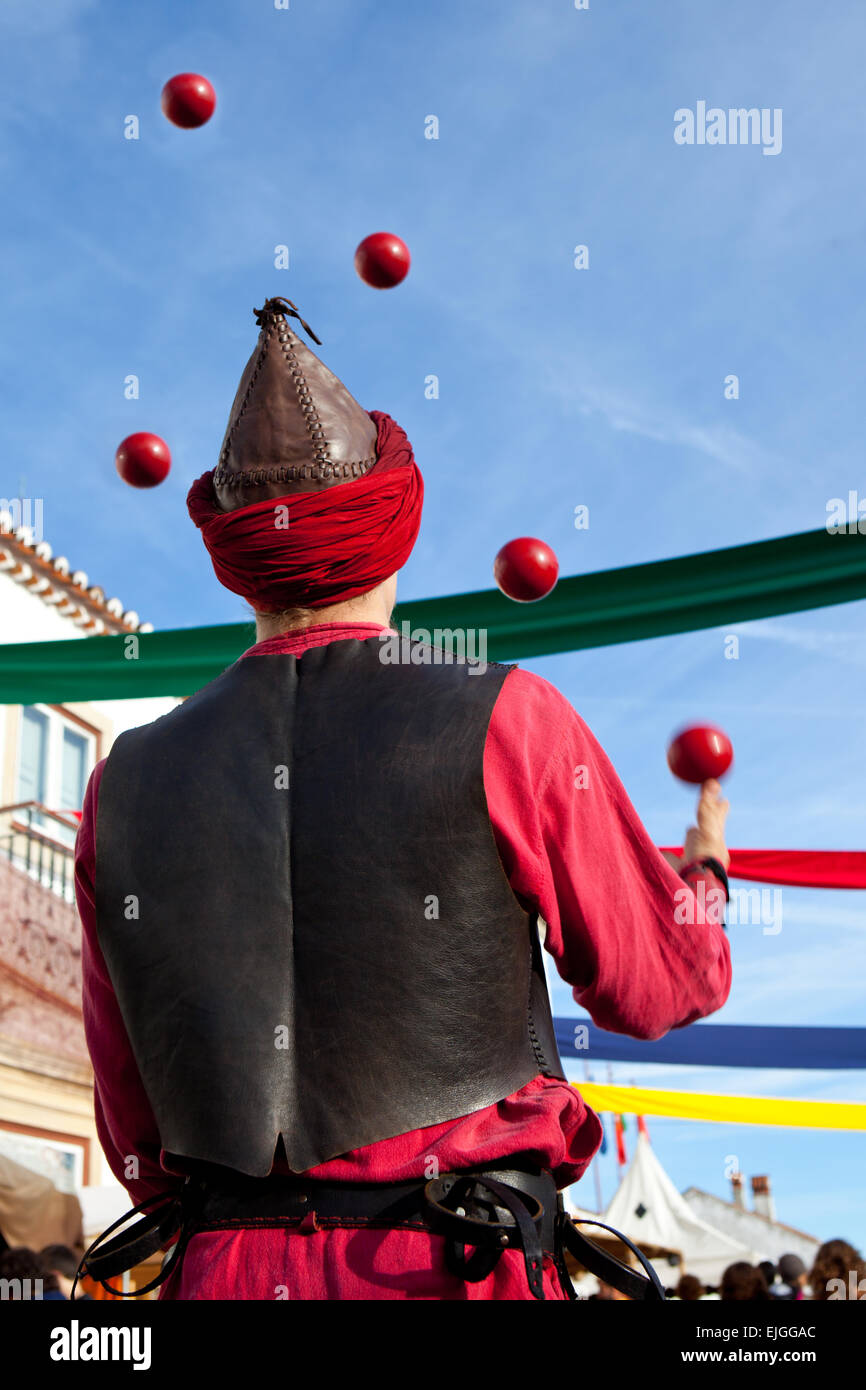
[
  {"x1": 72, "y1": 1179, "x2": 203, "y2": 1300},
  {"x1": 557, "y1": 1213, "x2": 666, "y2": 1302}
]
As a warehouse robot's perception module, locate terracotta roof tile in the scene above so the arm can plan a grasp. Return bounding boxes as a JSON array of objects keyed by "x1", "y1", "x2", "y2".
[{"x1": 0, "y1": 514, "x2": 153, "y2": 636}]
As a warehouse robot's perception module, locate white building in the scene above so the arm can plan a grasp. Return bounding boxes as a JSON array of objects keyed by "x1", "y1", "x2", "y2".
[
  {"x1": 682, "y1": 1173, "x2": 818, "y2": 1273},
  {"x1": 0, "y1": 511, "x2": 182, "y2": 1249}
]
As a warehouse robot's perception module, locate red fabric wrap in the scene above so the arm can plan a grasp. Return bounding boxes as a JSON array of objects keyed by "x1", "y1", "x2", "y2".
[
  {"x1": 659, "y1": 848, "x2": 866, "y2": 890},
  {"x1": 186, "y1": 410, "x2": 423, "y2": 611}
]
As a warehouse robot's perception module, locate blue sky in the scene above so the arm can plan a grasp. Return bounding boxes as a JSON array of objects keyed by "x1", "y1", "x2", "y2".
[{"x1": 1, "y1": 0, "x2": 864, "y2": 1255}]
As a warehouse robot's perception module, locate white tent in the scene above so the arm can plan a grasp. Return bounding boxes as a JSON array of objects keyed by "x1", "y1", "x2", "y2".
[
  {"x1": 568, "y1": 1135, "x2": 762, "y2": 1286},
  {"x1": 0, "y1": 1154, "x2": 83, "y2": 1251},
  {"x1": 78, "y1": 1183, "x2": 134, "y2": 1244}
]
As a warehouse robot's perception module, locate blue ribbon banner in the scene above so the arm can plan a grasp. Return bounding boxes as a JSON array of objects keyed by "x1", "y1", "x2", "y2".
[{"x1": 555, "y1": 1019, "x2": 866, "y2": 1070}]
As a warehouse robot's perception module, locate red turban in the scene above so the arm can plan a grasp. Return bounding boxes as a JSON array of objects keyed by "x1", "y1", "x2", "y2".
[{"x1": 187, "y1": 410, "x2": 423, "y2": 612}]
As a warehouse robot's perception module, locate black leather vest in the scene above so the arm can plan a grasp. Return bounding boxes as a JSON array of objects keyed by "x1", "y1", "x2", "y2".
[{"x1": 94, "y1": 636, "x2": 565, "y2": 1175}]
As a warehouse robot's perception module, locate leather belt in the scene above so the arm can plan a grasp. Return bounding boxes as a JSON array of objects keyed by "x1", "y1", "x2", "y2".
[
  {"x1": 198, "y1": 1163, "x2": 553, "y2": 1238},
  {"x1": 75, "y1": 1164, "x2": 665, "y2": 1303},
  {"x1": 187, "y1": 1162, "x2": 556, "y2": 1299}
]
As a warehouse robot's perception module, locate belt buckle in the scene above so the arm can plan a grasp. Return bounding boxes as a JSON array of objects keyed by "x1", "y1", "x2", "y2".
[
  {"x1": 424, "y1": 1174, "x2": 541, "y2": 1246},
  {"x1": 424, "y1": 1173, "x2": 547, "y2": 1299}
]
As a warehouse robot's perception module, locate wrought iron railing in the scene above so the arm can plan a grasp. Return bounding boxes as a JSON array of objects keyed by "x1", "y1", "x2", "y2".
[{"x1": 0, "y1": 801, "x2": 80, "y2": 903}]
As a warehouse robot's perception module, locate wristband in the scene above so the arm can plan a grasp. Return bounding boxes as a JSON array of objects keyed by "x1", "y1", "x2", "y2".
[{"x1": 696, "y1": 856, "x2": 730, "y2": 902}]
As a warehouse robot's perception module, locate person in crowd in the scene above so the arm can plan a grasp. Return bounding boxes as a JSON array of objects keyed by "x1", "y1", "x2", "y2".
[
  {"x1": 809, "y1": 1240, "x2": 866, "y2": 1300},
  {"x1": 758, "y1": 1259, "x2": 777, "y2": 1293},
  {"x1": 720, "y1": 1261, "x2": 770, "y2": 1301},
  {"x1": 0, "y1": 1246, "x2": 64, "y2": 1299},
  {"x1": 41, "y1": 1244, "x2": 92, "y2": 1300},
  {"x1": 771, "y1": 1253, "x2": 808, "y2": 1300},
  {"x1": 675, "y1": 1273, "x2": 704, "y2": 1300}
]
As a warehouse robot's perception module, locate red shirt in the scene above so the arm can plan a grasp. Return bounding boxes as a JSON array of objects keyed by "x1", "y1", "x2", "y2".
[{"x1": 75, "y1": 622, "x2": 731, "y2": 1299}]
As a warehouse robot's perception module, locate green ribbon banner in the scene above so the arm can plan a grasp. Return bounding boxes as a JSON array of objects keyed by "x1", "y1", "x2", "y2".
[{"x1": 1, "y1": 527, "x2": 864, "y2": 704}]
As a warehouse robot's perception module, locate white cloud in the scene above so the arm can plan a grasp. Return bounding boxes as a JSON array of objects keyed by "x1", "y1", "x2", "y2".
[
  {"x1": 731, "y1": 618, "x2": 866, "y2": 671},
  {"x1": 564, "y1": 378, "x2": 778, "y2": 478}
]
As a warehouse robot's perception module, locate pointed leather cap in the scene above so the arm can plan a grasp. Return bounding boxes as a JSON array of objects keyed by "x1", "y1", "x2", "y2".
[{"x1": 212, "y1": 297, "x2": 379, "y2": 512}]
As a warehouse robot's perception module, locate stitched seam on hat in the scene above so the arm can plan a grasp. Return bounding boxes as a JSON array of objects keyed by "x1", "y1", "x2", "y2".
[
  {"x1": 277, "y1": 328, "x2": 330, "y2": 465},
  {"x1": 219, "y1": 330, "x2": 271, "y2": 464},
  {"x1": 213, "y1": 458, "x2": 377, "y2": 488}
]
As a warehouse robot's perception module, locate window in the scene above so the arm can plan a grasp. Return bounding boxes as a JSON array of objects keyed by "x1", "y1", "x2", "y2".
[
  {"x1": 17, "y1": 707, "x2": 49, "y2": 804},
  {"x1": 14, "y1": 706, "x2": 96, "y2": 845},
  {"x1": 61, "y1": 727, "x2": 88, "y2": 811}
]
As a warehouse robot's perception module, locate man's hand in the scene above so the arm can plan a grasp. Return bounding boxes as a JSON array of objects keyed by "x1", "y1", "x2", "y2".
[{"x1": 662, "y1": 779, "x2": 731, "y2": 872}]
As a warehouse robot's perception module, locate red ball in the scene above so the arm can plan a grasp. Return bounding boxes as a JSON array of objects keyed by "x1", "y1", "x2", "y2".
[
  {"x1": 161, "y1": 73, "x2": 216, "y2": 129},
  {"x1": 494, "y1": 537, "x2": 559, "y2": 602},
  {"x1": 115, "y1": 433, "x2": 171, "y2": 488},
  {"x1": 354, "y1": 232, "x2": 411, "y2": 288},
  {"x1": 667, "y1": 725, "x2": 734, "y2": 784}
]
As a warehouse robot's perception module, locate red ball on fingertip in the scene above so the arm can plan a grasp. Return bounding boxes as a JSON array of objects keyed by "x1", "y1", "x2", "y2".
[
  {"x1": 354, "y1": 232, "x2": 411, "y2": 288},
  {"x1": 115, "y1": 433, "x2": 171, "y2": 488},
  {"x1": 494, "y1": 537, "x2": 559, "y2": 602},
  {"x1": 667, "y1": 725, "x2": 734, "y2": 784},
  {"x1": 161, "y1": 73, "x2": 216, "y2": 128}
]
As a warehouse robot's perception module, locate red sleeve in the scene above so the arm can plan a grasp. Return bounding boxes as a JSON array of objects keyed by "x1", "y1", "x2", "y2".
[
  {"x1": 484, "y1": 667, "x2": 732, "y2": 1041},
  {"x1": 75, "y1": 758, "x2": 182, "y2": 1207}
]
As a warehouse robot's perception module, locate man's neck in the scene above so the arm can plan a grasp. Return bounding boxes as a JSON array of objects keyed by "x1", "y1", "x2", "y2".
[{"x1": 255, "y1": 598, "x2": 393, "y2": 644}]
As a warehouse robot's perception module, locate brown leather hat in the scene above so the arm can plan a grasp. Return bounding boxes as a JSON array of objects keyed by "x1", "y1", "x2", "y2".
[{"x1": 212, "y1": 297, "x2": 379, "y2": 513}]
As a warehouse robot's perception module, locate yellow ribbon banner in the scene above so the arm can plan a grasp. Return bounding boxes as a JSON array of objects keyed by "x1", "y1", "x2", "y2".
[{"x1": 577, "y1": 1082, "x2": 866, "y2": 1132}]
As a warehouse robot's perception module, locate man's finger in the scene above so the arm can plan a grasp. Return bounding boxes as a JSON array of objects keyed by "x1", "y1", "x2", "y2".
[{"x1": 696, "y1": 795, "x2": 729, "y2": 829}]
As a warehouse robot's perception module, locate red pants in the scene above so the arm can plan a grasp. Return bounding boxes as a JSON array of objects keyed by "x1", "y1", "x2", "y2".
[{"x1": 159, "y1": 1226, "x2": 568, "y2": 1301}]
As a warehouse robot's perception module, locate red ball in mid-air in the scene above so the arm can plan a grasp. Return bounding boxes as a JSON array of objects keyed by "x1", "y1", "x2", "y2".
[
  {"x1": 494, "y1": 537, "x2": 559, "y2": 603},
  {"x1": 354, "y1": 232, "x2": 411, "y2": 288},
  {"x1": 667, "y1": 725, "x2": 734, "y2": 784},
  {"x1": 115, "y1": 433, "x2": 171, "y2": 488},
  {"x1": 161, "y1": 73, "x2": 217, "y2": 129}
]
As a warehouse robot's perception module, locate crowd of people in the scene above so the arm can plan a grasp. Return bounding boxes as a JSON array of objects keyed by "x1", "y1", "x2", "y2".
[
  {"x1": 668, "y1": 1241, "x2": 866, "y2": 1301},
  {"x1": 0, "y1": 1244, "x2": 92, "y2": 1300},
  {"x1": 2, "y1": 1236, "x2": 865, "y2": 1300}
]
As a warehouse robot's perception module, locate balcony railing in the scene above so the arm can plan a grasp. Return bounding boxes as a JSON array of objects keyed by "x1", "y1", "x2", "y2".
[{"x1": 0, "y1": 801, "x2": 81, "y2": 903}]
